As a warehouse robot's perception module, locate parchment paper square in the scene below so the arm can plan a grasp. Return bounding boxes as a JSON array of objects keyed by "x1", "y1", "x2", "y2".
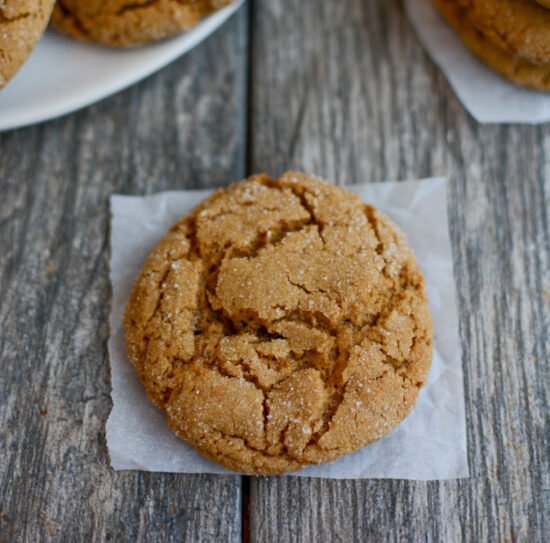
[{"x1": 107, "y1": 177, "x2": 469, "y2": 480}]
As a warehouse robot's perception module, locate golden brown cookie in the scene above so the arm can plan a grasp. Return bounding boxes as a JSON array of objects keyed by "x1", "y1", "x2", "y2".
[
  {"x1": 51, "y1": 0, "x2": 233, "y2": 47},
  {"x1": 453, "y1": 0, "x2": 550, "y2": 65},
  {"x1": 435, "y1": 0, "x2": 550, "y2": 90},
  {"x1": 0, "y1": 0, "x2": 56, "y2": 88},
  {"x1": 124, "y1": 173, "x2": 433, "y2": 475}
]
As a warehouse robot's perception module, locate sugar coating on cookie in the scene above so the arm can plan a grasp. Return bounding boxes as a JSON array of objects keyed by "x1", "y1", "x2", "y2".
[
  {"x1": 124, "y1": 173, "x2": 433, "y2": 474},
  {"x1": 51, "y1": 0, "x2": 233, "y2": 47},
  {"x1": 0, "y1": 0, "x2": 56, "y2": 88}
]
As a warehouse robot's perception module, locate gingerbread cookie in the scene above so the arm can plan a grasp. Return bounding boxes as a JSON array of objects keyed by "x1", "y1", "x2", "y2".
[
  {"x1": 435, "y1": 0, "x2": 550, "y2": 90},
  {"x1": 453, "y1": 0, "x2": 550, "y2": 65},
  {"x1": 0, "y1": 0, "x2": 55, "y2": 88},
  {"x1": 51, "y1": 0, "x2": 233, "y2": 47},
  {"x1": 124, "y1": 173, "x2": 433, "y2": 475}
]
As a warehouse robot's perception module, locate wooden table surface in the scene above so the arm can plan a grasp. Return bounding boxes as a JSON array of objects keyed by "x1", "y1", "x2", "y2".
[{"x1": 1, "y1": 1, "x2": 549, "y2": 541}]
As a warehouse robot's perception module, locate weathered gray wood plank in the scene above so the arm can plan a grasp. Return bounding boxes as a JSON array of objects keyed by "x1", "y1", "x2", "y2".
[
  {"x1": 0, "y1": 8, "x2": 248, "y2": 542},
  {"x1": 248, "y1": 0, "x2": 550, "y2": 541}
]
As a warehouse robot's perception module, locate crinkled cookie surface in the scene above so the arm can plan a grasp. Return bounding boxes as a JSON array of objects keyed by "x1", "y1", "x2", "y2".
[
  {"x1": 51, "y1": 0, "x2": 232, "y2": 47},
  {"x1": 0, "y1": 0, "x2": 55, "y2": 88},
  {"x1": 124, "y1": 173, "x2": 433, "y2": 474}
]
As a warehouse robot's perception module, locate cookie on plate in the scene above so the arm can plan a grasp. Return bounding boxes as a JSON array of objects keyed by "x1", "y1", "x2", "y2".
[
  {"x1": 434, "y1": 0, "x2": 550, "y2": 90},
  {"x1": 124, "y1": 172, "x2": 433, "y2": 474},
  {"x1": 51, "y1": 0, "x2": 233, "y2": 47},
  {"x1": 0, "y1": 0, "x2": 56, "y2": 88}
]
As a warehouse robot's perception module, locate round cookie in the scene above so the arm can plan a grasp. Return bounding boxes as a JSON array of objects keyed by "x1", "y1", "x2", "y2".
[
  {"x1": 435, "y1": 0, "x2": 550, "y2": 91},
  {"x1": 124, "y1": 172, "x2": 433, "y2": 475},
  {"x1": 453, "y1": 0, "x2": 550, "y2": 65},
  {"x1": 0, "y1": 0, "x2": 56, "y2": 88},
  {"x1": 51, "y1": 0, "x2": 233, "y2": 47}
]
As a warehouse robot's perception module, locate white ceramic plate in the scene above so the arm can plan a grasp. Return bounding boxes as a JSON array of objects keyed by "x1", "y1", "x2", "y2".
[{"x1": 0, "y1": 0, "x2": 244, "y2": 132}]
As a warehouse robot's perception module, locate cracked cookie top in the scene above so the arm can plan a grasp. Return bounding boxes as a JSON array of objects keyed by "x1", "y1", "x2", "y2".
[
  {"x1": 51, "y1": 0, "x2": 232, "y2": 47},
  {"x1": 124, "y1": 172, "x2": 433, "y2": 474},
  {"x1": 0, "y1": 0, "x2": 56, "y2": 88}
]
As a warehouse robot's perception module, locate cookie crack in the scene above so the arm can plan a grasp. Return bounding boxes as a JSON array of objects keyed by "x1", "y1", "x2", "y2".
[
  {"x1": 303, "y1": 296, "x2": 425, "y2": 447},
  {"x1": 55, "y1": 0, "x2": 94, "y2": 39},
  {"x1": 115, "y1": 0, "x2": 213, "y2": 17},
  {"x1": 232, "y1": 217, "x2": 313, "y2": 260},
  {"x1": 257, "y1": 175, "x2": 322, "y2": 227},
  {"x1": 116, "y1": 0, "x2": 160, "y2": 16},
  {"x1": 204, "y1": 428, "x2": 300, "y2": 466},
  {"x1": 305, "y1": 355, "x2": 349, "y2": 446},
  {"x1": 286, "y1": 274, "x2": 314, "y2": 296},
  {"x1": 364, "y1": 206, "x2": 383, "y2": 251},
  {"x1": 0, "y1": 10, "x2": 32, "y2": 23},
  {"x1": 207, "y1": 360, "x2": 271, "y2": 440}
]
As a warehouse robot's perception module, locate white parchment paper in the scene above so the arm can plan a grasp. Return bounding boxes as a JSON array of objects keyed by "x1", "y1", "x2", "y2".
[
  {"x1": 405, "y1": 0, "x2": 550, "y2": 124},
  {"x1": 108, "y1": 177, "x2": 469, "y2": 480}
]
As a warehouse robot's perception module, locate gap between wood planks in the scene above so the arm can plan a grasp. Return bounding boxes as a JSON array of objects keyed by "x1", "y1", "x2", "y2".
[{"x1": 242, "y1": 1, "x2": 255, "y2": 542}]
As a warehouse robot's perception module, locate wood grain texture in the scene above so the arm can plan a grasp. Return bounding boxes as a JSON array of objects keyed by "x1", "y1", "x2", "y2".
[
  {"x1": 0, "y1": 9, "x2": 248, "y2": 542},
  {"x1": 248, "y1": 0, "x2": 550, "y2": 542}
]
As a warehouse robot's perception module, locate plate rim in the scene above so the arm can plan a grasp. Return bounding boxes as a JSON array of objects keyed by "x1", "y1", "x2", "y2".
[{"x1": 0, "y1": 0, "x2": 244, "y2": 132}]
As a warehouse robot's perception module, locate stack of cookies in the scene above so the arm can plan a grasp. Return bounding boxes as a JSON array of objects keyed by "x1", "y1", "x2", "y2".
[
  {"x1": 434, "y1": 0, "x2": 550, "y2": 91},
  {"x1": 0, "y1": 0, "x2": 232, "y2": 89}
]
